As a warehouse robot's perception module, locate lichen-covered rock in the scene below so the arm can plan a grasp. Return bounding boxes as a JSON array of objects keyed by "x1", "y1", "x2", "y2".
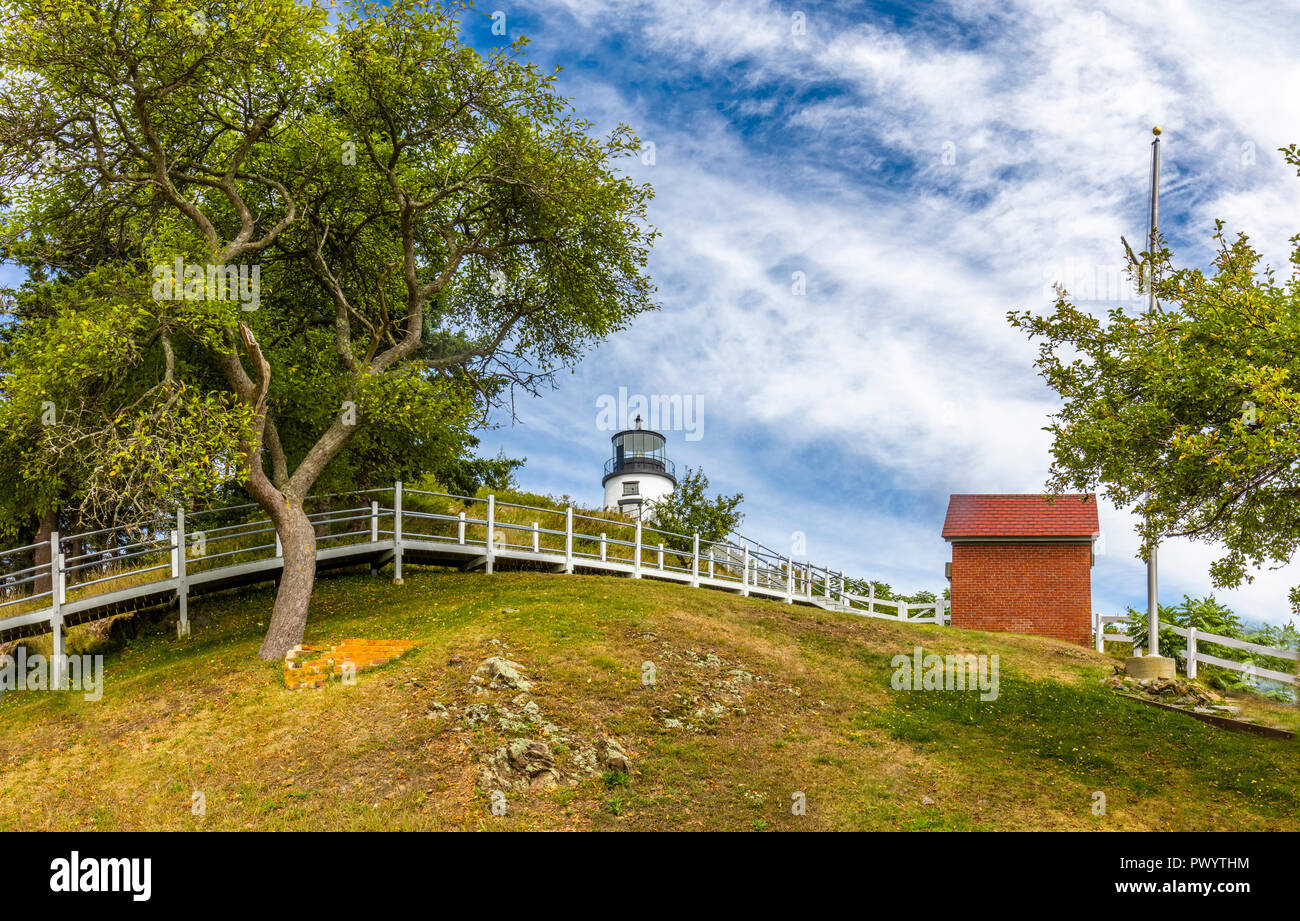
[
  {"x1": 601, "y1": 737, "x2": 631, "y2": 774},
  {"x1": 464, "y1": 703, "x2": 492, "y2": 728},
  {"x1": 1106, "y1": 673, "x2": 1232, "y2": 712},
  {"x1": 481, "y1": 739, "x2": 559, "y2": 792},
  {"x1": 471, "y1": 656, "x2": 533, "y2": 691}
]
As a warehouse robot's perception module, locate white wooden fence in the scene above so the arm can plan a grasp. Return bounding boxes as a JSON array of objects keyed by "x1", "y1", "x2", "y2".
[
  {"x1": 1167, "y1": 624, "x2": 1299, "y2": 685},
  {"x1": 0, "y1": 483, "x2": 950, "y2": 687},
  {"x1": 1094, "y1": 613, "x2": 1298, "y2": 686},
  {"x1": 1095, "y1": 614, "x2": 1137, "y2": 652}
]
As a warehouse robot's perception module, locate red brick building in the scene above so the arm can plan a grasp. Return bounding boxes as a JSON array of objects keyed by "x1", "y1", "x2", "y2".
[{"x1": 942, "y1": 494, "x2": 1100, "y2": 645}]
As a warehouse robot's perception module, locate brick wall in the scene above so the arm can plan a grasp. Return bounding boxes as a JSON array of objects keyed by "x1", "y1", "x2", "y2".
[{"x1": 949, "y1": 542, "x2": 1092, "y2": 645}]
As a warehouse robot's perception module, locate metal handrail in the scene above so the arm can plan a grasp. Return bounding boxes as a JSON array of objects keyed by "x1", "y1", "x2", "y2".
[{"x1": 603, "y1": 455, "x2": 676, "y2": 479}]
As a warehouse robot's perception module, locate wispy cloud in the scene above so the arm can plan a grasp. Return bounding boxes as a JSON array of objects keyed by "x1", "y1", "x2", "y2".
[{"x1": 475, "y1": 0, "x2": 1300, "y2": 623}]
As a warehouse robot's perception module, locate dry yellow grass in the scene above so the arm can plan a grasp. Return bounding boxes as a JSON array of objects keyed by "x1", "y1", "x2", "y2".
[{"x1": 0, "y1": 568, "x2": 1295, "y2": 831}]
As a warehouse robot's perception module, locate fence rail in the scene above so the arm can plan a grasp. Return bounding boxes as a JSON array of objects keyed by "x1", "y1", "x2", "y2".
[
  {"x1": 1095, "y1": 614, "x2": 1137, "y2": 652},
  {"x1": 1167, "y1": 624, "x2": 1299, "y2": 685},
  {"x1": 1093, "y1": 614, "x2": 1298, "y2": 686},
  {"x1": 0, "y1": 483, "x2": 950, "y2": 688}
]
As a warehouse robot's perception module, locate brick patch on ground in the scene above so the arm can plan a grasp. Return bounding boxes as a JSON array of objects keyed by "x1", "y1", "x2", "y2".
[{"x1": 284, "y1": 639, "x2": 418, "y2": 690}]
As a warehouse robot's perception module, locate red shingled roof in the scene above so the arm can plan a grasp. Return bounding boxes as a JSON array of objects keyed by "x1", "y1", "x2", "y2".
[{"x1": 942, "y1": 494, "x2": 1099, "y2": 540}]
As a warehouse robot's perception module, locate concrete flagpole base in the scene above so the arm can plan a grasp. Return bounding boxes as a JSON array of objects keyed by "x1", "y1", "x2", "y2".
[{"x1": 1124, "y1": 655, "x2": 1176, "y2": 680}]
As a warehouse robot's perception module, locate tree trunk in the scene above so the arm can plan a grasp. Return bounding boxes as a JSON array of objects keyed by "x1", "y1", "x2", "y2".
[
  {"x1": 32, "y1": 508, "x2": 58, "y2": 597},
  {"x1": 224, "y1": 324, "x2": 359, "y2": 662},
  {"x1": 257, "y1": 500, "x2": 317, "y2": 660}
]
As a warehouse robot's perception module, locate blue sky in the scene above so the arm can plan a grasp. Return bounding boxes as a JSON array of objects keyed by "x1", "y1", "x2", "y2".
[
  {"x1": 4, "y1": 0, "x2": 1297, "y2": 624},
  {"x1": 457, "y1": 0, "x2": 1300, "y2": 624}
]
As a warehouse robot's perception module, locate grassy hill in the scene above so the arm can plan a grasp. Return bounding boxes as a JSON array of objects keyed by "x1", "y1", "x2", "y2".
[{"x1": 1, "y1": 566, "x2": 1297, "y2": 831}]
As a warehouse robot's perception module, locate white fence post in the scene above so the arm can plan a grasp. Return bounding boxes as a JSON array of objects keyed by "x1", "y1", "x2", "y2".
[
  {"x1": 369, "y1": 500, "x2": 380, "y2": 577},
  {"x1": 564, "y1": 507, "x2": 574, "y2": 574},
  {"x1": 393, "y1": 480, "x2": 404, "y2": 583},
  {"x1": 1186, "y1": 626, "x2": 1198, "y2": 679},
  {"x1": 1095, "y1": 611, "x2": 1104, "y2": 653},
  {"x1": 49, "y1": 531, "x2": 65, "y2": 690},
  {"x1": 176, "y1": 506, "x2": 189, "y2": 637},
  {"x1": 8, "y1": 495, "x2": 1011, "y2": 664},
  {"x1": 485, "y1": 494, "x2": 495, "y2": 575}
]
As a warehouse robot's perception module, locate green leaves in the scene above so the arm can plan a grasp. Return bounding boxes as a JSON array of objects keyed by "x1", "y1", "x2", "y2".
[
  {"x1": 1011, "y1": 152, "x2": 1300, "y2": 609},
  {"x1": 647, "y1": 466, "x2": 743, "y2": 549},
  {"x1": 0, "y1": 0, "x2": 657, "y2": 582}
]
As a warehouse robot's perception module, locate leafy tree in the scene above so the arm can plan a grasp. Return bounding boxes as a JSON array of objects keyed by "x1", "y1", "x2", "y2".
[
  {"x1": 1249, "y1": 620, "x2": 1300, "y2": 651},
  {"x1": 1009, "y1": 146, "x2": 1300, "y2": 611},
  {"x1": 425, "y1": 448, "x2": 523, "y2": 497},
  {"x1": 1126, "y1": 594, "x2": 1243, "y2": 664},
  {"x1": 1123, "y1": 594, "x2": 1297, "y2": 694},
  {"x1": 0, "y1": 233, "x2": 252, "y2": 588},
  {"x1": 0, "y1": 0, "x2": 657, "y2": 657},
  {"x1": 840, "y1": 578, "x2": 937, "y2": 606},
  {"x1": 646, "y1": 466, "x2": 743, "y2": 552}
]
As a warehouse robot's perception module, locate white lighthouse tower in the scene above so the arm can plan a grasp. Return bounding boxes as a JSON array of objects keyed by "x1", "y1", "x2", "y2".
[{"x1": 602, "y1": 414, "x2": 676, "y2": 522}]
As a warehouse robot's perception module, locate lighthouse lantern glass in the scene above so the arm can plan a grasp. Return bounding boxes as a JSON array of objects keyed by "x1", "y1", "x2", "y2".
[{"x1": 613, "y1": 430, "x2": 665, "y2": 464}]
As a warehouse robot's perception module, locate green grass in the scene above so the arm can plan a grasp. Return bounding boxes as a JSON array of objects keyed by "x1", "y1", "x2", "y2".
[{"x1": 0, "y1": 566, "x2": 1296, "y2": 831}]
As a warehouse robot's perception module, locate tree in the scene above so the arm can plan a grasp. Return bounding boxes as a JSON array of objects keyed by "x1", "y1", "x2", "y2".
[
  {"x1": 1125, "y1": 594, "x2": 1243, "y2": 667},
  {"x1": 646, "y1": 466, "x2": 743, "y2": 551},
  {"x1": 0, "y1": 242, "x2": 252, "y2": 590},
  {"x1": 0, "y1": 0, "x2": 657, "y2": 657},
  {"x1": 839, "y1": 578, "x2": 938, "y2": 605},
  {"x1": 437, "y1": 450, "x2": 523, "y2": 497},
  {"x1": 1124, "y1": 594, "x2": 1296, "y2": 695},
  {"x1": 1008, "y1": 145, "x2": 1300, "y2": 610}
]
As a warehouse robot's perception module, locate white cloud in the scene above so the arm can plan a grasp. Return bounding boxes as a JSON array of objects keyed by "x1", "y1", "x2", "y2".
[{"x1": 490, "y1": 0, "x2": 1300, "y2": 622}]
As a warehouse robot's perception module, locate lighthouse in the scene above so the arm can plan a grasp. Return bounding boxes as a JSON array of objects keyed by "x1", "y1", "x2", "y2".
[{"x1": 602, "y1": 415, "x2": 676, "y2": 521}]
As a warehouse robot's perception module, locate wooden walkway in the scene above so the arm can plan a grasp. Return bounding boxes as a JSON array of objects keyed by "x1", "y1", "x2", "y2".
[{"x1": 0, "y1": 484, "x2": 949, "y2": 682}]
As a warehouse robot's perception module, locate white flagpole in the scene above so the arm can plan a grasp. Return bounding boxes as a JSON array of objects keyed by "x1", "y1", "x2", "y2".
[{"x1": 1146, "y1": 126, "x2": 1162, "y2": 656}]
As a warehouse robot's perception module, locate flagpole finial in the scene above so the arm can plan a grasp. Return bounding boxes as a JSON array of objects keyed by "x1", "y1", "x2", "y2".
[{"x1": 1152, "y1": 126, "x2": 1162, "y2": 136}]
